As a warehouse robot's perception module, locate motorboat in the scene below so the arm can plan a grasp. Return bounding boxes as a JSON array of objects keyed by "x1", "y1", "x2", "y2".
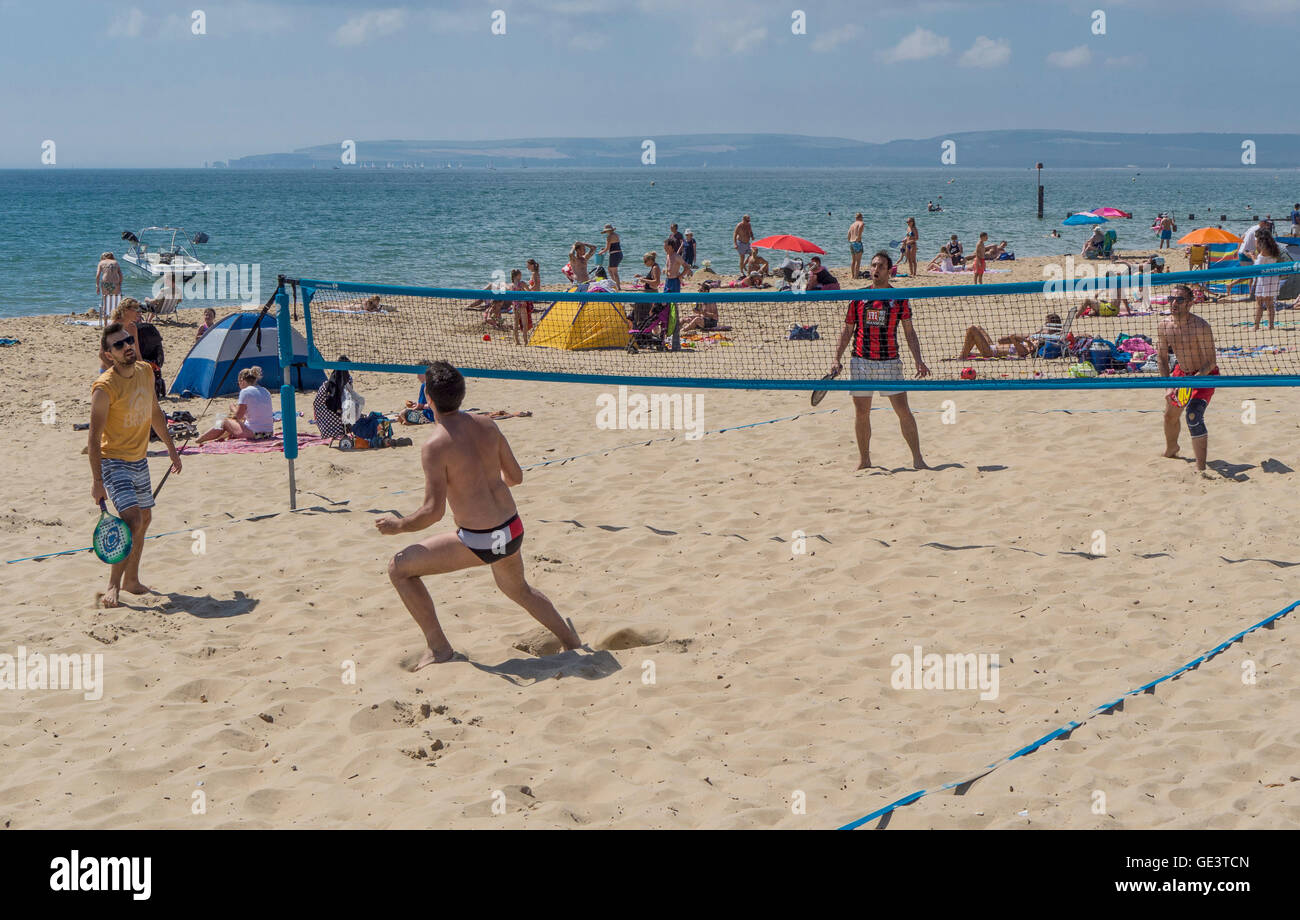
[{"x1": 119, "y1": 227, "x2": 211, "y2": 281}]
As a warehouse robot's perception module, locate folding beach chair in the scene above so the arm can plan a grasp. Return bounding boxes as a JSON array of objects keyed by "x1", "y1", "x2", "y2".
[{"x1": 143, "y1": 295, "x2": 181, "y2": 321}]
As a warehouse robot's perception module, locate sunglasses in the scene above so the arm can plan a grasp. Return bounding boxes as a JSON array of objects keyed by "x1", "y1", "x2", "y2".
[{"x1": 109, "y1": 335, "x2": 136, "y2": 349}]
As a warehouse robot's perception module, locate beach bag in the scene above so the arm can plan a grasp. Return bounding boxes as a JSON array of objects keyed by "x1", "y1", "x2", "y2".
[
  {"x1": 341, "y1": 385, "x2": 364, "y2": 425},
  {"x1": 1037, "y1": 341, "x2": 1064, "y2": 359},
  {"x1": 1087, "y1": 338, "x2": 1128, "y2": 371},
  {"x1": 351, "y1": 412, "x2": 390, "y2": 444},
  {"x1": 788, "y1": 324, "x2": 820, "y2": 341}
]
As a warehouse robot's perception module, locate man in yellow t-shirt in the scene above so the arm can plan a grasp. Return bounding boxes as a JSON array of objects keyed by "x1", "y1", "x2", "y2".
[{"x1": 88, "y1": 322, "x2": 182, "y2": 608}]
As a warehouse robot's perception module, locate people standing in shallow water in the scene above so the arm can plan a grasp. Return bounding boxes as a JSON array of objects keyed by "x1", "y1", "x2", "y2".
[
  {"x1": 376, "y1": 361, "x2": 581, "y2": 671},
  {"x1": 733, "y1": 214, "x2": 755, "y2": 274},
  {"x1": 848, "y1": 212, "x2": 865, "y2": 279}
]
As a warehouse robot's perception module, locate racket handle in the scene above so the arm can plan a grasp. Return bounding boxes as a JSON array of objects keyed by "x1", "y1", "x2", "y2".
[{"x1": 99, "y1": 499, "x2": 107, "y2": 512}]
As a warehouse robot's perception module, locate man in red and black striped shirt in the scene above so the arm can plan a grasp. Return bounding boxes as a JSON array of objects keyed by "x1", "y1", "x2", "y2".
[{"x1": 830, "y1": 250, "x2": 930, "y2": 470}]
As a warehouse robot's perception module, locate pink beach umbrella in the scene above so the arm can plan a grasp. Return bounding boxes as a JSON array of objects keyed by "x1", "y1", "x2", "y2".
[{"x1": 1089, "y1": 207, "x2": 1132, "y2": 218}]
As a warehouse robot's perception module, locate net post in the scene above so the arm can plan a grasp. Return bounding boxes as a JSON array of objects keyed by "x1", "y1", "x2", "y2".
[{"x1": 275, "y1": 276, "x2": 298, "y2": 510}]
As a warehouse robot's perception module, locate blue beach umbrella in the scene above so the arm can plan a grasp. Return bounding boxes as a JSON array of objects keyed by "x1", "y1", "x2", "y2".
[{"x1": 1063, "y1": 212, "x2": 1109, "y2": 226}]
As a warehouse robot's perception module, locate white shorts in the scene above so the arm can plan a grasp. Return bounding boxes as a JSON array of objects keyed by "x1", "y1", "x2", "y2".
[{"x1": 849, "y1": 357, "x2": 904, "y2": 397}]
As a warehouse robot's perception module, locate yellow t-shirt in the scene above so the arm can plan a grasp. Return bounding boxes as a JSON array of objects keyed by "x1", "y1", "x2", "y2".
[{"x1": 92, "y1": 365, "x2": 156, "y2": 461}]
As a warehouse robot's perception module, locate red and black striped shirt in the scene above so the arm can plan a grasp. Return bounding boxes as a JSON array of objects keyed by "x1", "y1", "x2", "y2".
[{"x1": 846, "y1": 298, "x2": 911, "y2": 360}]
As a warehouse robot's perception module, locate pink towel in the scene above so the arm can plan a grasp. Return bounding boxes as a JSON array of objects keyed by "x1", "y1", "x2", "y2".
[{"x1": 147, "y1": 434, "x2": 331, "y2": 456}]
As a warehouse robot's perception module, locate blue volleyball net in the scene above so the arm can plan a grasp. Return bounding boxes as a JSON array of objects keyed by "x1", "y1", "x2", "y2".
[{"x1": 283, "y1": 260, "x2": 1300, "y2": 391}]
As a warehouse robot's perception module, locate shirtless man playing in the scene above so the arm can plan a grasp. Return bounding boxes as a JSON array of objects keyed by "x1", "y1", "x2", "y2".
[
  {"x1": 1157, "y1": 284, "x2": 1217, "y2": 473},
  {"x1": 376, "y1": 361, "x2": 581, "y2": 670},
  {"x1": 733, "y1": 214, "x2": 755, "y2": 274},
  {"x1": 848, "y1": 213, "x2": 865, "y2": 279}
]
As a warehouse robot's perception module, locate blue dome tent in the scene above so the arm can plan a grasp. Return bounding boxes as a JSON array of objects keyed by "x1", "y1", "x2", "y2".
[{"x1": 169, "y1": 310, "x2": 325, "y2": 398}]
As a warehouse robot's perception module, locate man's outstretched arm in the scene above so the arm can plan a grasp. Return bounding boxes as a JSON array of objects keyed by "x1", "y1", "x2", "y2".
[
  {"x1": 378, "y1": 441, "x2": 447, "y2": 535},
  {"x1": 498, "y1": 425, "x2": 523, "y2": 487}
]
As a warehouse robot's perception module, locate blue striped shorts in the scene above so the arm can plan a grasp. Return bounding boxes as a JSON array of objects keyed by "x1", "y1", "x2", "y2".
[{"x1": 101, "y1": 458, "x2": 154, "y2": 512}]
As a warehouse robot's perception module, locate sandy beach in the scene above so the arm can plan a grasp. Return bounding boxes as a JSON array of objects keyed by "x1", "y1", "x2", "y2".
[{"x1": 3, "y1": 251, "x2": 1299, "y2": 829}]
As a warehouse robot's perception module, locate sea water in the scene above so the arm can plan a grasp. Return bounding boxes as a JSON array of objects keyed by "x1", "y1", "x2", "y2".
[{"x1": 0, "y1": 166, "x2": 1294, "y2": 318}]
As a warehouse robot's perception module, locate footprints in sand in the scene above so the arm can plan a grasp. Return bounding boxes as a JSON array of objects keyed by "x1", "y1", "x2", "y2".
[
  {"x1": 511, "y1": 625, "x2": 667, "y2": 656},
  {"x1": 164, "y1": 678, "x2": 239, "y2": 704},
  {"x1": 595, "y1": 626, "x2": 668, "y2": 651}
]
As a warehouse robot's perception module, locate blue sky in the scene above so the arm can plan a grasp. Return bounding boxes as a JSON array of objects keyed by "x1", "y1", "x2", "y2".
[{"x1": 2, "y1": 0, "x2": 1297, "y2": 167}]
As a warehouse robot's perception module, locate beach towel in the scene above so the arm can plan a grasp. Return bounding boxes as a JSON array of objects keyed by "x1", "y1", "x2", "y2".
[
  {"x1": 1217, "y1": 345, "x2": 1290, "y2": 359},
  {"x1": 147, "y1": 434, "x2": 331, "y2": 456},
  {"x1": 925, "y1": 267, "x2": 1011, "y2": 275},
  {"x1": 0, "y1": 338, "x2": 19, "y2": 346},
  {"x1": 66, "y1": 319, "x2": 103, "y2": 327},
  {"x1": 681, "y1": 332, "x2": 733, "y2": 349}
]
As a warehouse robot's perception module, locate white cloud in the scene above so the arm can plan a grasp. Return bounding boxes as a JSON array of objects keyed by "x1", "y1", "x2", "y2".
[
  {"x1": 334, "y1": 8, "x2": 407, "y2": 47},
  {"x1": 108, "y1": 8, "x2": 146, "y2": 38},
  {"x1": 812, "y1": 24, "x2": 862, "y2": 53},
  {"x1": 1046, "y1": 45, "x2": 1092, "y2": 69},
  {"x1": 881, "y1": 27, "x2": 950, "y2": 63},
  {"x1": 728, "y1": 25, "x2": 767, "y2": 55},
  {"x1": 958, "y1": 36, "x2": 1010, "y2": 68},
  {"x1": 691, "y1": 22, "x2": 766, "y2": 56}
]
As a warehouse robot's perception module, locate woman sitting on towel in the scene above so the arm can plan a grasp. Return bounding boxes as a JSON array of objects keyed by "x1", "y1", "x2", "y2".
[
  {"x1": 197, "y1": 366, "x2": 276, "y2": 443},
  {"x1": 926, "y1": 249, "x2": 955, "y2": 273},
  {"x1": 313, "y1": 365, "x2": 353, "y2": 440}
]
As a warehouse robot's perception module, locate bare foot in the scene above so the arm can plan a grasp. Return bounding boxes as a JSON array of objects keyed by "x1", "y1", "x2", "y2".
[
  {"x1": 1162, "y1": 446, "x2": 1180, "y2": 459},
  {"x1": 412, "y1": 646, "x2": 456, "y2": 672},
  {"x1": 559, "y1": 618, "x2": 582, "y2": 651},
  {"x1": 913, "y1": 457, "x2": 930, "y2": 470},
  {"x1": 99, "y1": 587, "x2": 120, "y2": 608},
  {"x1": 855, "y1": 457, "x2": 871, "y2": 471},
  {"x1": 121, "y1": 580, "x2": 152, "y2": 595}
]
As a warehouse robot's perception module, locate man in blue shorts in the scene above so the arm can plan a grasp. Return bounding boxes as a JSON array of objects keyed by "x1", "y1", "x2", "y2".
[
  {"x1": 848, "y1": 212, "x2": 865, "y2": 278},
  {"x1": 376, "y1": 361, "x2": 581, "y2": 670},
  {"x1": 88, "y1": 322, "x2": 182, "y2": 607}
]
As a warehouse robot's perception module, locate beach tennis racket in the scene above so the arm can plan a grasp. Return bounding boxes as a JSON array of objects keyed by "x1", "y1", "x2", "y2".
[
  {"x1": 811, "y1": 368, "x2": 841, "y2": 406},
  {"x1": 93, "y1": 499, "x2": 132, "y2": 565},
  {"x1": 1173, "y1": 386, "x2": 1194, "y2": 408}
]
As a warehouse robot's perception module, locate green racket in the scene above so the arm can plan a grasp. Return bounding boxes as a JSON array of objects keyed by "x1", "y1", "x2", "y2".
[
  {"x1": 811, "y1": 368, "x2": 841, "y2": 406},
  {"x1": 93, "y1": 499, "x2": 132, "y2": 565}
]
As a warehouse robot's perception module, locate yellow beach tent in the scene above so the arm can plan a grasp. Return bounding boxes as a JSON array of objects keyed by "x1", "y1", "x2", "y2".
[{"x1": 529, "y1": 288, "x2": 630, "y2": 350}]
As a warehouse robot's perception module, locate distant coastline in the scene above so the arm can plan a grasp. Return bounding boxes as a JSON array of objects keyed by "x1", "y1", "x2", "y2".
[{"x1": 221, "y1": 131, "x2": 1300, "y2": 170}]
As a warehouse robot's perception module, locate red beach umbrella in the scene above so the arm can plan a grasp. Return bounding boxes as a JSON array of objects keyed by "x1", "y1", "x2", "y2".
[{"x1": 751, "y1": 234, "x2": 825, "y2": 254}]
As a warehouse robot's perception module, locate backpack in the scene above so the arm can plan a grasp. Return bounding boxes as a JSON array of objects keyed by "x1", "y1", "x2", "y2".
[{"x1": 351, "y1": 411, "x2": 391, "y2": 444}]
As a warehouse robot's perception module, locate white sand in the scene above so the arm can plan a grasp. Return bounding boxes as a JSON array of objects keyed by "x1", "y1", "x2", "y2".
[{"x1": 2, "y1": 256, "x2": 1298, "y2": 829}]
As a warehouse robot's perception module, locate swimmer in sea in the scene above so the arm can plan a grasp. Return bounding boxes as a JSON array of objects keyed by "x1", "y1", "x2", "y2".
[{"x1": 376, "y1": 361, "x2": 582, "y2": 670}]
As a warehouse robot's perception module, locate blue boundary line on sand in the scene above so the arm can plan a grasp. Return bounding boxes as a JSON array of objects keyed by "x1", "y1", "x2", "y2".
[{"x1": 838, "y1": 598, "x2": 1300, "y2": 830}]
